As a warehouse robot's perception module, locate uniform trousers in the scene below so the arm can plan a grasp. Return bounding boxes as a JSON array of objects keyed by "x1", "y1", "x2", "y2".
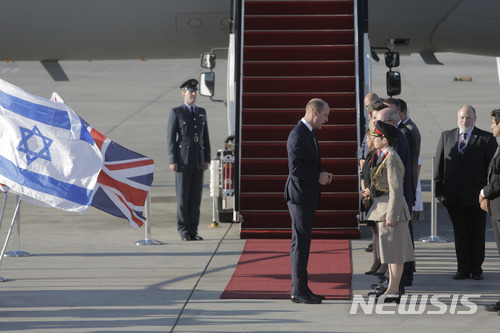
[
  {"x1": 445, "y1": 203, "x2": 486, "y2": 276},
  {"x1": 175, "y1": 168, "x2": 204, "y2": 237},
  {"x1": 288, "y1": 202, "x2": 315, "y2": 297}
]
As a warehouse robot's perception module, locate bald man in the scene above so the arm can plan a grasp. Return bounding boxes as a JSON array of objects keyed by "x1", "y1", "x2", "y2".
[{"x1": 435, "y1": 105, "x2": 497, "y2": 280}]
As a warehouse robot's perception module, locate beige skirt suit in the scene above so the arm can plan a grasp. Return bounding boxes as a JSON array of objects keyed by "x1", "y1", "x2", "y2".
[{"x1": 366, "y1": 148, "x2": 415, "y2": 264}]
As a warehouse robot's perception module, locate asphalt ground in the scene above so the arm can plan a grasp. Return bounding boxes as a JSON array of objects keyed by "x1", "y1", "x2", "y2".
[{"x1": 0, "y1": 54, "x2": 500, "y2": 332}]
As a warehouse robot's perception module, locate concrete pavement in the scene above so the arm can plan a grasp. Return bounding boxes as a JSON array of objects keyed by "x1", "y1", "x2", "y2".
[{"x1": 1, "y1": 54, "x2": 500, "y2": 332}]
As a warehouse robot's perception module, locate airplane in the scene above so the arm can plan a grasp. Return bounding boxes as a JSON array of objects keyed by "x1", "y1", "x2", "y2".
[
  {"x1": 367, "y1": 0, "x2": 500, "y2": 64},
  {"x1": 1, "y1": 0, "x2": 499, "y2": 72}
]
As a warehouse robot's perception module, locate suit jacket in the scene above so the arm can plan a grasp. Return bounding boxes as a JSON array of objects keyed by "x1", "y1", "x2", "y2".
[
  {"x1": 366, "y1": 148, "x2": 410, "y2": 222},
  {"x1": 394, "y1": 129, "x2": 415, "y2": 209},
  {"x1": 167, "y1": 104, "x2": 211, "y2": 169},
  {"x1": 434, "y1": 126, "x2": 497, "y2": 206},
  {"x1": 284, "y1": 120, "x2": 321, "y2": 207},
  {"x1": 398, "y1": 122, "x2": 418, "y2": 194},
  {"x1": 482, "y1": 145, "x2": 500, "y2": 218},
  {"x1": 401, "y1": 118, "x2": 421, "y2": 193}
]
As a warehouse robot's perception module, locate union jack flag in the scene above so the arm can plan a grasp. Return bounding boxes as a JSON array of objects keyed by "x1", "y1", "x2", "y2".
[{"x1": 85, "y1": 121, "x2": 155, "y2": 229}]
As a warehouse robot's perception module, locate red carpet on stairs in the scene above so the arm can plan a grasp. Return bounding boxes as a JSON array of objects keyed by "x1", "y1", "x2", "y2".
[{"x1": 220, "y1": 239, "x2": 351, "y2": 299}]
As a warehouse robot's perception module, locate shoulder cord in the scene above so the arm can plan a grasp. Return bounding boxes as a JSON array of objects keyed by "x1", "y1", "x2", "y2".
[{"x1": 370, "y1": 153, "x2": 404, "y2": 194}]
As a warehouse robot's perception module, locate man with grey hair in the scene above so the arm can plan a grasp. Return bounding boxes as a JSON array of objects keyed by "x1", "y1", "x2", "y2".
[{"x1": 434, "y1": 105, "x2": 497, "y2": 280}]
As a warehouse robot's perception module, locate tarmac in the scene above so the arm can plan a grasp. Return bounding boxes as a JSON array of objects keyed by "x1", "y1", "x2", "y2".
[{"x1": 1, "y1": 53, "x2": 500, "y2": 332}]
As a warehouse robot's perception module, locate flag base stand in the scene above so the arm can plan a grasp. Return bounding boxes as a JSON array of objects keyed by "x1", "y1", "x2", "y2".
[
  {"x1": 209, "y1": 221, "x2": 220, "y2": 228},
  {"x1": 135, "y1": 239, "x2": 163, "y2": 246},
  {"x1": 4, "y1": 250, "x2": 32, "y2": 257},
  {"x1": 420, "y1": 236, "x2": 448, "y2": 243}
]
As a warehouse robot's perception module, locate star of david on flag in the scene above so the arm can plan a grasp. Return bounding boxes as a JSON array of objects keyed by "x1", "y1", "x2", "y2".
[
  {"x1": 17, "y1": 125, "x2": 54, "y2": 165},
  {"x1": 0, "y1": 79, "x2": 103, "y2": 213}
]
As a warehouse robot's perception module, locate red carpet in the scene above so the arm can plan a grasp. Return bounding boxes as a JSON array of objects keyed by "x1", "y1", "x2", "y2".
[{"x1": 220, "y1": 239, "x2": 351, "y2": 299}]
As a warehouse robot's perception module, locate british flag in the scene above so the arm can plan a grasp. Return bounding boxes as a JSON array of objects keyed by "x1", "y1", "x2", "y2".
[{"x1": 85, "y1": 121, "x2": 155, "y2": 229}]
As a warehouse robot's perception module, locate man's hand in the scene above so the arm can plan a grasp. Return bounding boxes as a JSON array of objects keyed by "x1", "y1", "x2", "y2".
[
  {"x1": 170, "y1": 163, "x2": 178, "y2": 172},
  {"x1": 361, "y1": 188, "x2": 371, "y2": 200},
  {"x1": 436, "y1": 195, "x2": 445, "y2": 205},
  {"x1": 204, "y1": 162, "x2": 210, "y2": 171},
  {"x1": 479, "y1": 193, "x2": 489, "y2": 212},
  {"x1": 319, "y1": 172, "x2": 333, "y2": 185}
]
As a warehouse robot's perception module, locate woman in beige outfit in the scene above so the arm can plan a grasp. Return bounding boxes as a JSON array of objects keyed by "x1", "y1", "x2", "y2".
[{"x1": 366, "y1": 121, "x2": 415, "y2": 302}]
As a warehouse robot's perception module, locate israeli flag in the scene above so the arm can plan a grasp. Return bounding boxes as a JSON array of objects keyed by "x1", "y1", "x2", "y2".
[{"x1": 0, "y1": 79, "x2": 103, "y2": 213}]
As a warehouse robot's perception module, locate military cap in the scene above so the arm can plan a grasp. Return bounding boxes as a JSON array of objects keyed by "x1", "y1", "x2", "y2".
[
  {"x1": 371, "y1": 120, "x2": 398, "y2": 141},
  {"x1": 180, "y1": 79, "x2": 198, "y2": 91}
]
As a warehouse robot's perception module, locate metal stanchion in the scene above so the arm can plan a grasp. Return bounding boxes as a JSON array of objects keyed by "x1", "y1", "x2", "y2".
[
  {"x1": 420, "y1": 157, "x2": 448, "y2": 243},
  {"x1": 4, "y1": 195, "x2": 31, "y2": 257},
  {"x1": 209, "y1": 158, "x2": 220, "y2": 228},
  {"x1": 135, "y1": 192, "x2": 163, "y2": 245},
  {"x1": 0, "y1": 192, "x2": 9, "y2": 282},
  {"x1": 0, "y1": 195, "x2": 23, "y2": 282}
]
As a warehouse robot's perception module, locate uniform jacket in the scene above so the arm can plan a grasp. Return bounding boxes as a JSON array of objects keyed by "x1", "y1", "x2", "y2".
[
  {"x1": 366, "y1": 148, "x2": 410, "y2": 222},
  {"x1": 284, "y1": 120, "x2": 322, "y2": 207},
  {"x1": 167, "y1": 104, "x2": 211, "y2": 169},
  {"x1": 434, "y1": 126, "x2": 496, "y2": 206},
  {"x1": 482, "y1": 146, "x2": 500, "y2": 218}
]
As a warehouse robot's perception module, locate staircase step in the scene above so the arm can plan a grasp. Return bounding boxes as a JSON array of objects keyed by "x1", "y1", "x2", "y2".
[
  {"x1": 245, "y1": 15, "x2": 353, "y2": 30},
  {"x1": 241, "y1": 142, "x2": 357, "y2": 159},
  {"x1": 244, "y1": 45, "x2": 354, "y2": 61},
  {"x1": 240, "y1": 159, "x2": 357, "y2": 176},
  {"x1": 242, "y1": 93, "x2": 355, "y2": 109},
  {"x1": 243, "y1": 77, "x2": 355, "y2": 93},
  {"x1": 240, "y1": 211, "x2": 357, "y2": 229},
  {"x1": 242, "y1": 109, "x2": 356, "y2": 125},
  {"x1": 244, "y1": 30, "x2": 354, "y2": 46},
  {"x1": 241, "y1": 125, "x2": 357, "y2": 141},
  {"x1": 244, "y1": 61, "x2": 355, "y2": 77},
  {"x1": 239, "y1": 193, "x2": 359, "y2": 211},
  {"x1": 245, "y1": 1, "x2": 353, "y2": 16},
  {"x1": 240, "y1": 175, "x2": 358, "y2": 193}
]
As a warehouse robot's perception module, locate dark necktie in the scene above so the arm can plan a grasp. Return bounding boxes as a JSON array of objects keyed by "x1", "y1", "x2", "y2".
[
  {"x1": 459, "y1": 132, "x2": 467, "y2": 152},
  {"x1": 312, "y1": 130, "x2": 319, "y2": 155}
]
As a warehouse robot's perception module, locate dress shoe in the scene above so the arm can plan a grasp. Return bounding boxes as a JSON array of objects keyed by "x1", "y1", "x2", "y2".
[
  {"x1": 291, "y1": 295, "x2": 322, "y2": 304},
  {"x1": 453, "y1": 272, "x2": 470, "y2": 280},
  {"x1": 368, "y1": 287, "x2": 387, "y2": 296},
  {"x1": 472, "y1": 274, "x2": 484, "y2": 280},
  {"x1": 365, "y1": 243, "x2": 373, "y2": 252},
  {"x1": 373, "y1": 263, "x2": 388, "y2": 276},
  {"x1": 365, "y1": 262, "x2": 382, "y2": 275},
  {"x1": 181, "y1": 235, "x2": 194, "y2": 241},
  {"x1": 191, "y1": 234, "x2": 204, "y2": 240},
  {"x1": 484, "y1": 301, "x2": 500, "y2": 312},
  {"x1": 379, "y1": 294, "x2": 401, "y2": 304},
  {"x1": 308, "y1": 292, "x2": 325, "y2": 301}
]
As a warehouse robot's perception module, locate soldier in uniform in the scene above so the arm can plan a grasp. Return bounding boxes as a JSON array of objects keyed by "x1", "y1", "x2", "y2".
[{"x1": 167, "y1": 79, "x2": 211, "y2": 240}]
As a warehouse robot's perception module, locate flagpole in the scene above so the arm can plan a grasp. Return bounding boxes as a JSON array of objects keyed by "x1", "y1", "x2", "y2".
[
  {"x1": 4, "y1": 195, "x2": 31, "y2": 257},
  {"x1": 135, "y1": 192, "x2": 163, "y2": 245},
  {"x1": 0, "y1": 195, "x2": 22, "y2": 282},
  {"x1": 0, "y1": 192, "x2": 9, "y2": 282}
]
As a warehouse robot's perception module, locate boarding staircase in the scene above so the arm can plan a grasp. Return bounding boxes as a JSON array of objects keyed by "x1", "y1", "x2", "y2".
[{"x1": 239, "y1": 0, "x2": 360, "y2": 238}]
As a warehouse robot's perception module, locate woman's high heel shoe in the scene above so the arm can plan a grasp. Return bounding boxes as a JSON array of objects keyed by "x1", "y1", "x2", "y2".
[
  {"x1": 364, "y1": 261, "x2": 382, "y2": 275},
  {"x1": 376, "y1": 293, "x2": 401, "y2": 304},
  {"x1": 373, "y1": 263, "x2": 388, "y2": 276}
]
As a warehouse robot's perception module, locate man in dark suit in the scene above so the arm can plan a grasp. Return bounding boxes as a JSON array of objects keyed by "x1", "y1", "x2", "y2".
[
  {"x1": 434, "y1": 105, "x2": 497, "y2": 280},
  {"x1": 479, "y1": 109, "x2": 500, "y2": 315},
  {"x1": 284, "y1": 98, "x2": 332, "y2": 304},
  {"x1": 167, "y1": 79, "x2": 211, "y2": 241}
]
